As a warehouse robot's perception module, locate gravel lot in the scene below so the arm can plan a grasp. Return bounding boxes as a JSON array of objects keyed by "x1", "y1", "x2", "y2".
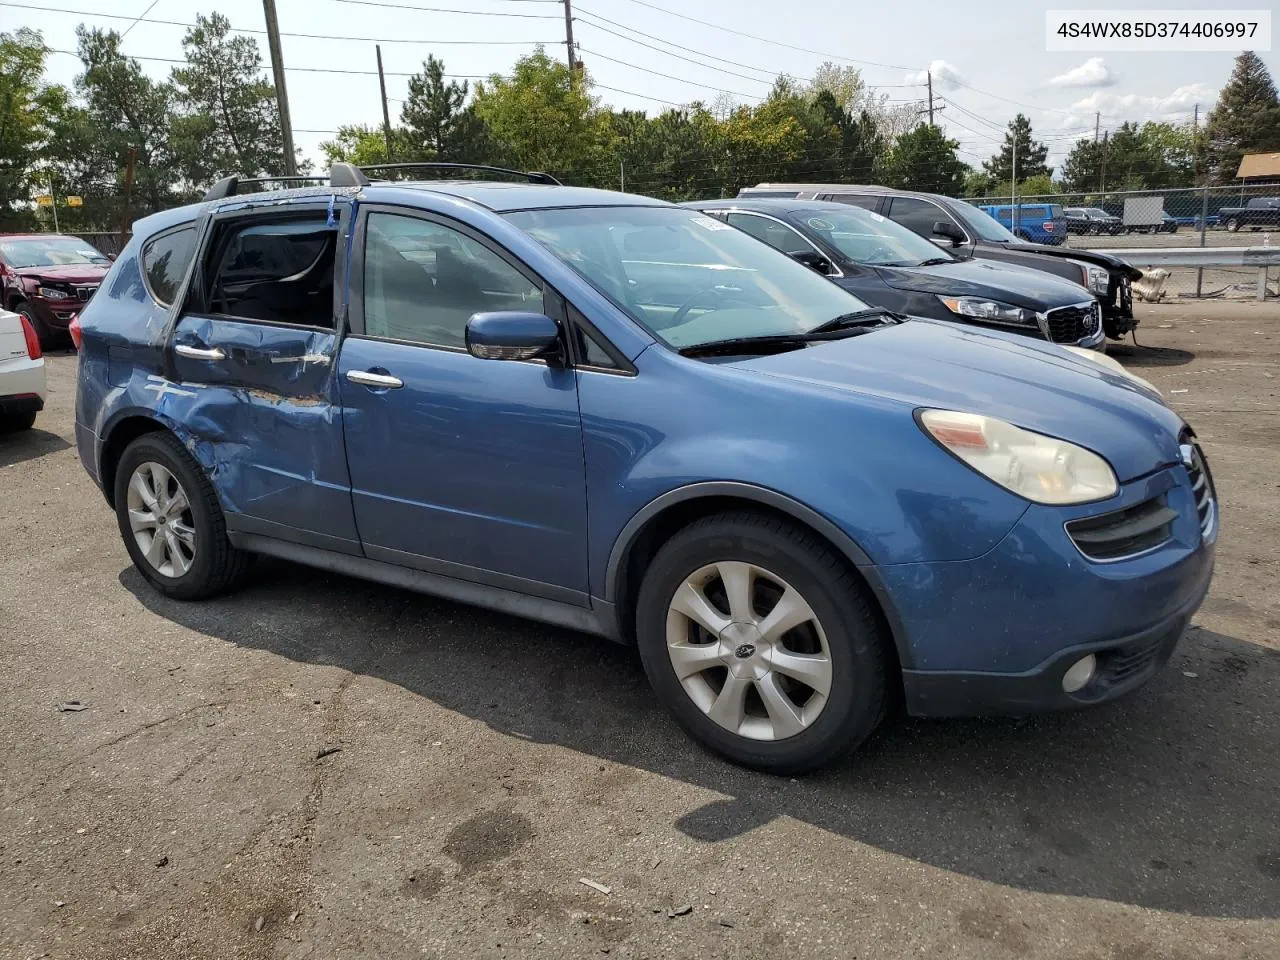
[{"x1": 2, "y1": 301, "x2": 1278, "y2": 960}]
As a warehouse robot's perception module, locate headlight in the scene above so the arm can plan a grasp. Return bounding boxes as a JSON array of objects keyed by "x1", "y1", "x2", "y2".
[
  {"x1": 1061, "y1": 345, "x2": 1161, "y2": 396},
  {"x1": 37, "y1": 286, "x2": 73, "y2": 301},
  {"x1": 1084, "y1": 265, "x2": 1110, "y2": 295},
  {"x1": 937, "y1": 296, "x2": 1038, "y2": 327},
  {"x1": 918, "y1": 409, "x2": 1118, "y2": 504}
]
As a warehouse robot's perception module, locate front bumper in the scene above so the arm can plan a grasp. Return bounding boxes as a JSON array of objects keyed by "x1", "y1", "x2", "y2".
[
  {"x1": 881, "y1": 463, "x2": 1216, "y2": 717},
  {"x1": 27, "y1": 295, "x2": 83, "y2": 332}
]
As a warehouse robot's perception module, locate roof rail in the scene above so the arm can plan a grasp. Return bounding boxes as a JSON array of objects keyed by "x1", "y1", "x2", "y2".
[
  {"x1": 202, "y1": 174, "x2": 328, "y2": 202},
  {"x1": 355, "y1": 162, "x2": 561, "y2": 185},
  {"x1": 329, "y1": 162, "x2": 370, "y2": 188}
]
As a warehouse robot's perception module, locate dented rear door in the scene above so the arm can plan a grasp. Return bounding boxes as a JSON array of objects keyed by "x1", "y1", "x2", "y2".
[{"x1": 163, "y1": 196, "x2": 360, "y2": 553}]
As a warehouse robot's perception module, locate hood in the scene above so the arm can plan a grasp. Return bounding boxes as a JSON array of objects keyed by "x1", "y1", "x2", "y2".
[
  {"x1": 15, "y1": 263, "x2": 110, "y2": 284},
  {"x1": 736, "y1": 319, "x2": 1182, "y2": 482},
  {"x1": 872, "y1": 258, "x2": 1093, "y2": 310},
  {"x1": 994, "y1": 242, "x2": 1142, "y2": 280}
]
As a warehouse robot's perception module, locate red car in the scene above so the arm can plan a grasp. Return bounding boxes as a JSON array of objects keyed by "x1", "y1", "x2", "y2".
[{"x1": 0, "y1": 234, "x2": 113, "y2": 348}]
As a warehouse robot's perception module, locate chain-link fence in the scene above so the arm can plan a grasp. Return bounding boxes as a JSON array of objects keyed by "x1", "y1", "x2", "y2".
[{"x1": 970, "y1": 184, "x2": 1280, "y2": 301}]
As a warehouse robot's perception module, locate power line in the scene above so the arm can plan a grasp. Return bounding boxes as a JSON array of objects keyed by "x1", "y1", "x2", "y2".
[
  {"x1": 606, "y1": 0, "x2": 918, "y2": 72},
  {"x1": 118, "y1": 0, "x2": 159, "y2": 39},
  {"x1": 574, "y1": 7, "x2": 777, "y2": 81},
  {"x1": 577, "y1": 47, "x2": 763, "y2": 100},
  {"x1": 48, "y1": 48, "x2": 493, "y2": 78},
  {"x1": 0, "y1": 1, "x2": 559, "y2": 44},
  {"x1": 326, "y1": 0, "x2": 563, "y2": 18}
]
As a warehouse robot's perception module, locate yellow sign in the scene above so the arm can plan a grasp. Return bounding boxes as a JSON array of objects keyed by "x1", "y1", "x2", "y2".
[
  {"x1": 66, "y1": 195, "x2": 83, "y2": 207},
  {"x1": 35, "y1": 195, "x2": 53, "y2": 207}
]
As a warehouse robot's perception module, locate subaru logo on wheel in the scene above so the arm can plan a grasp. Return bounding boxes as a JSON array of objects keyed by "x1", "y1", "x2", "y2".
[{"x1": 734, "y1": 643, "x2": 756, "y2": 659}]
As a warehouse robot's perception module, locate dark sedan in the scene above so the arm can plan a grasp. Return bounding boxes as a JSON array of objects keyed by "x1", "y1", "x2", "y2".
[
  {"x1": 686, "y1": 199, "x2": 1105, "y2": 350},
  {"x1": 1065, "y1": 207, "x2": 1123, "y2": 235}
]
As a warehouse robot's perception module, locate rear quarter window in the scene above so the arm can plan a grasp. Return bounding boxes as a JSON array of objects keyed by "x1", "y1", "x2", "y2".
[{"x1": 141, "y1": 225, "x2": 197, "y2": 307}]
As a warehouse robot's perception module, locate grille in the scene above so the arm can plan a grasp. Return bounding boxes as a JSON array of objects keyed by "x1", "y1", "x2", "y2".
[
  {"x1": 1066, "y1": 496, "x2": 1177, "y2": 561},
  {"x1": 1099, "y1": 632, "x2": 1167, "y2": 686},
  {"x1": 1181, "y1": 436, "x2": 1215, "y2": 537},
  {"x1": 1043, "y1": 302, "x2": 1099, "y2": 343},
  {"x1": 75, "y1": 285, "x2": 97, "y2": 302},
  {"x1": 1119, "y1": 277, "x2": 1133, "y2": 314}
]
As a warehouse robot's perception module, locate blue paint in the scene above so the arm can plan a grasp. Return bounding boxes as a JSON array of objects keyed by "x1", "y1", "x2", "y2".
[{"x1": 74, "y1": 178, "x2": 1217, "y2": 714}]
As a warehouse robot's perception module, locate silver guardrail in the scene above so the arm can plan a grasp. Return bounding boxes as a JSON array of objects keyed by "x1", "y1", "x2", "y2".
[{"x1": 1087, "y1": 245, "x2": 1280, "y2": 300}]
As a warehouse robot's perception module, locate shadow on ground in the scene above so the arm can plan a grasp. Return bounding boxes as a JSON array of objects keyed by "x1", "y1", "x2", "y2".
[
  {"x1": 0, "y1": 428, "x2": 72, "y2": 468},
  {"x1": 1109, "y1": 342, "x2": 1195, "y2": 367},
  {"x1": 121, "y1": 559, "x2": 1280, "y2": 920}
]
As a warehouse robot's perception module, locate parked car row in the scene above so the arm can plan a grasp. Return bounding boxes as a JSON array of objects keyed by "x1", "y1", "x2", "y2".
[
  {"x1": 1218, "y1": 196, "x2": 1280, "y2": 231},
  {"x1": 66, "y1": 163, "x2": 1215, "y2": 774},
  {"x1": 0, "y1": 234, "x2": 112, "y2": 348}
]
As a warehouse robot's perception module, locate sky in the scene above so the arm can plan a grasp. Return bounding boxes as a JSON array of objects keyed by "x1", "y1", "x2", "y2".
[{"x1": 7, "y1": 0, "x2": 1278, "y2": 173}]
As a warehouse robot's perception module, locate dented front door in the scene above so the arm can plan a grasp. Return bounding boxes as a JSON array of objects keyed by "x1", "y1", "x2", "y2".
[{"x1": 163, "y1": 199, "x2": 360, "y2": 552}]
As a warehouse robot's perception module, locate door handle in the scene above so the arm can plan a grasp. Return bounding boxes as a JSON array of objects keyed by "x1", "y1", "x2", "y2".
[
  {"x1": 346, "y1": 369, "x2": 404, "y2": 389},
  {"x1": 174, "y1": 344, "x2": 226, "y2": 361}
]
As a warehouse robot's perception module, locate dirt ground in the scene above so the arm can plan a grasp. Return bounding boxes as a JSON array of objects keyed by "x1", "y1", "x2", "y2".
[{"x1": 2, "y1": 301, "x2": 1278, "y2": 960}]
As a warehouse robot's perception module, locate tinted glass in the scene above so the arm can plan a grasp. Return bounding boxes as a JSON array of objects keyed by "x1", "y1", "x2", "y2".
[
  {"x1": 824, "y1": 194, "x2": 881, "y2": 211},
  {"x1": 0, "y1": 236, "x2": 110, "y2": 268},
  {"x1": 363, "y1": 213, "x2": 541, "y2": 348},
  {"x1": 886, "y1": 197, "x2": 952, "y2": 240},
  {"x1": 505, "y1": 206, "x2": 869, "y2": 350},
  {"x1": 726, "y1": 213, "x2": 811, "y2": 255},
  {"x1": 207, "y1": 219, "x2": 336, "y2": 326},
  {"x1": 794, "y1": 207, "x2": 954, "y2": 266},
  {"x1": 947, "y1": 201, "x2": 1020, "y2": 242},
  {"x1": 142, "y1": 226, "x2": 197, "y2": 307}
]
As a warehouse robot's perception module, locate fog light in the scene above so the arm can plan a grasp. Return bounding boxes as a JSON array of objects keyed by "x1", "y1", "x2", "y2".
[{"x1": 1062, "y1": 654, "x2": 1097, "y2": 694}]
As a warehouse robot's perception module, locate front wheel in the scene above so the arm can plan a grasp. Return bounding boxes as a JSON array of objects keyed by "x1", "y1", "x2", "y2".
[
  {"x1": 1225, "y1": 218, "x2": 1240, "y2": 232},
  {"x1": 113, "y1": 431, "x2": 249, "y2": 600},
  {"x1": 635, "y1": 512, "x2": 890, "y2": 774}
]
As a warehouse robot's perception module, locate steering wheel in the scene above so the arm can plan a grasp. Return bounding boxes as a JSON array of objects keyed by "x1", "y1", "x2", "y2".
[{"x1": 669, "y1": 284, "x2": 736, "y2": 327}]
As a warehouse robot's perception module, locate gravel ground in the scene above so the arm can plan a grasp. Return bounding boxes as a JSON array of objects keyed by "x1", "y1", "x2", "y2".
[{"x1": 2, "y1": 301, "x2": 1278, "y2": 960}]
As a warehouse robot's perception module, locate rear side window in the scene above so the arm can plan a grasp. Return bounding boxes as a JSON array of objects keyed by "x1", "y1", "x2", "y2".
[
  {"x1": 204, "y1": 218, "x2": 337, "y2": 327},
  {"x1": 142, "y1": 226, "x2": 197, "y2": 307},
  {"x1": 824, "y1": 194, "x2": 880, "y2": 211}
]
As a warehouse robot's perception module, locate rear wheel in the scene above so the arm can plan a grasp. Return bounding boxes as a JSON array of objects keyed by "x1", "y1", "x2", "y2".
[
  {"x1": 1225, "y1": 217, "x2": 1240, "y2": 232},
  {"x1": 113, "y1": 431, "x2": 249, "y2": 600},
  {"x1": 635, "y1": 511, "x2": 889, "y2": 774}
]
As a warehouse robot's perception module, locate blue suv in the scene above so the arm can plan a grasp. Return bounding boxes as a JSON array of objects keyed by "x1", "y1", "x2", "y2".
[{"x1": 74, "y1": 164, "x2": 1216, "y2": 773}]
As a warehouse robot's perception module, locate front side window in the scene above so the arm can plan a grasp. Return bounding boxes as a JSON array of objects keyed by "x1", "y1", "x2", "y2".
[
  {"x1": 205, "y1": 218, "x2": 336, "y2": 326},
  {"x1": 0, "y1": 236, "x2": 110, "y2": 268},
  {"x1": 725, "y1": 213, "x2": 811, "y2": 256},
  {"x1": 506, "y1": 205, "x2": 870, "y2": 350},
  {"x1": 142, "y1": 226, "x2": 197, "y2": 307},
  {"x1": 362, "y1": 212, "x2": 541, "y2": 348},
  {"x1": 886, "y1": 197, "x2": 953, "y2": 241}
]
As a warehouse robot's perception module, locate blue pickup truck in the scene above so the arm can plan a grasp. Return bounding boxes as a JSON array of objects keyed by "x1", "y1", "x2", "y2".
[{"x1": 978, "y1": 203, "x2": 1068, "y2": 245}]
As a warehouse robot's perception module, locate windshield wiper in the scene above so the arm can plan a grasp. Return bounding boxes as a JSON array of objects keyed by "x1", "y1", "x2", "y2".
[
  {"x1": 678, "y1": 308, "x2": 902, "y2": 358},
  {"x1": 916, "y1": 257, "x2": 954, "y2": 267}
]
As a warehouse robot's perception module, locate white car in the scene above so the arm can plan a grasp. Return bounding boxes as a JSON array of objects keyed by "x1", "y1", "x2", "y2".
[{"x1": 0, "y1": 307, "x2": 46, "y2": 433}]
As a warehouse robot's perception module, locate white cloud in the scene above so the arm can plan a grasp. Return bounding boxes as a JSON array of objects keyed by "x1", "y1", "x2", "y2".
[
  {"x1": 1048, "y1": 57, "x2": 1116, "y2": 89},
  {"x1": 904, "y1": 60, "x2": 966, "y2": 92},
  {"x1": 1069, "y1": 83, "x2": 1215, "y2": 123}
]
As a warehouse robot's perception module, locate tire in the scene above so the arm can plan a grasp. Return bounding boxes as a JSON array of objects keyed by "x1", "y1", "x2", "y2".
[
  {"x1": 113, "y1": 431, "x2": 249, "y2": 600},
  {"x1": 634, "y1": 511, "x2": 889, "y2": 774},
  {"x1": 0, "y1": 410, "x2": 37, "y2": 433},
  {"x1": 1088, "y1": 224, "x2": 1101, "y2": 236},
  {"x1": 1225, "y1": 218, "x2": 1240, "y2": 232},
  {"x1": 17, "y1": 305, "x2": 52, "y2": 350}
]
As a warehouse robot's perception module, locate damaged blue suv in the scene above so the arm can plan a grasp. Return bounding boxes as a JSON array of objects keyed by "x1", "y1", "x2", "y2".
[{"x1": 75, "y1": 164, "x2": 1216, "y2": 773}]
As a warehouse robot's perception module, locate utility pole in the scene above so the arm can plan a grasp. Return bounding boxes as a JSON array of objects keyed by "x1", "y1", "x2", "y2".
[
  {"x1": 927, "y1": 72, "x2": 934, "y2": 126},
  {"x1": 376, "y1": 45, "x2": 394, "y2": 162},
  {"x1": 563, "y1": 0, "x2": 577, "y2": 72},
  {"x1": 119, "y1": 147, "x2": 136, "y2": 240},
  {"x1": 619, "y1": 160, "x2": 624, "y2": 192},
  {"x1": 1098, "y1": 129, "x2": 1108, "y2": 193},
  {"x1": 1011, "y1": 135, "x2": 1018, "y2": 235},
  {"x1": 263, "y1": 0, "x2": 297, "y2": 176},
  {"x1": 48, "y1": 172, "x2": 59, "y2": 234},
  {"x1": 1094, "y1": 111, "x2": 1100, "y2": 143}
]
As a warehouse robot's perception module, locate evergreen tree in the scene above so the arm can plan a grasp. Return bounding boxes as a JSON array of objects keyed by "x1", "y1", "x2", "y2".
[
  {"x1": 982, "y1": 113, "x2": 1050, "y2": 183},
  {"x1": 1204, "y1": 51, "x2": 1280, "y2": 183},
  {"x1": 881, "y1": 123, "x2": 966, "y2": 194}
]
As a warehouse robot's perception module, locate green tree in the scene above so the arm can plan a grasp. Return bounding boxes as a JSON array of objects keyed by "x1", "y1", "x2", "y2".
[
  {"x1": 0, "y1": 28, "x2": 72, "y2": 228},
  {"x1": 881, "y1": 123, "x2": 966, "y2": 194},
  {"x1": 170, "y1": 13, "x2": 286, "y2": 185},
  {"x1": 320, "y1": 123, "x2": 409, "y2": 166},
  {"x1": 1204, "y1": 50, "x2": 1280, "y2": 183},
  {"x1": 400, "y1": 55, "x2": 492, "y2": 163},
  {"x1": 472, "y1": 48, "x2": 613, "y2": 181},
  {"x1": 73, "y1": 26, "x2": 177, "y2": 218},
  {"x1": 983, "y1": 113, "x2": 1050, "y2": 183},
  {"x1": 1059, "y1": 137, "x2": 1105, "y2": 193}
]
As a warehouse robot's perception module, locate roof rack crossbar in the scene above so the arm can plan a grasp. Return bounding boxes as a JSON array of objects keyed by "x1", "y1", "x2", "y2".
[
  {"x1": 202, "y1": 175, "x2": 329, "y2": 202},
  {"x1": 354, "y1": 162, "x2": 561, "y2": 185}
]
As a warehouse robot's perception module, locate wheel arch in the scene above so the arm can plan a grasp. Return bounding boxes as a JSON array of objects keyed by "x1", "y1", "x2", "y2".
[
  {"x1": 603, "y1": 482, "x2": 913, "y2": 669},
  {"x1": 98, "y1": 412, "x2": 176, "y2": 509}
]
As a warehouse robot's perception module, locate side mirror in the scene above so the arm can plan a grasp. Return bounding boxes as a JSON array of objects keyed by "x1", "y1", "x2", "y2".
[
  {"x1": 789, "y1": 250, "x2": 835, "y2": 275},
  {"x1": 107, "y1": 252, "x2": 118, "y2": 262},
  {"x1": 932, "y1": 220, "x2": 965, "y2": 246},
  {"x1": 465, "y1": 311, "x2": 561, "y2": 362}
]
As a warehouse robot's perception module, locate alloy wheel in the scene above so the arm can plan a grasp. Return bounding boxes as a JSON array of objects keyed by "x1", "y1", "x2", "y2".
[
  {"x1": 126, "y1": 461, "x2": 197, "y2": 577},
  {"x1": 665, "y1": 561, "x2": 833, "y2": 741}
]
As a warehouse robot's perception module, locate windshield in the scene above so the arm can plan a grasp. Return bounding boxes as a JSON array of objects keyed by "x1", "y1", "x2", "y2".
[
  {"x1": 1085, "y1": 208, "x2": 1111, "y2": 217},
  {"x1": 505, "y1": 206, "x2": 871, "y2": 350},
  {"x1": 0, "y1": 236, "x2": 110, "y2": 268},
  {"x1": 948, "y1": 202, "x2": 1021, "y2": 243},
  {"x1": 793, "y1": 207, "x2": 954, "y2": 267}
]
